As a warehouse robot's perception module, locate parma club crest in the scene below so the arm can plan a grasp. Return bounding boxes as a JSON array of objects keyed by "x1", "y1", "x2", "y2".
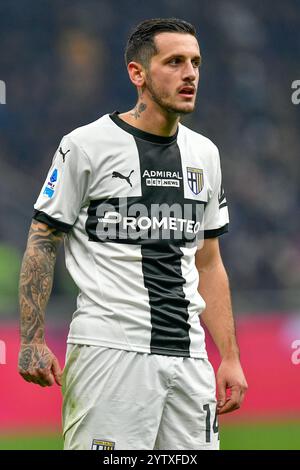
[
  {"x1": 91, "y1": 439, "x2": 115, "y2": 450},
  {"x1": 187, "y1": 167, "x2": 204, "y2": 195}
]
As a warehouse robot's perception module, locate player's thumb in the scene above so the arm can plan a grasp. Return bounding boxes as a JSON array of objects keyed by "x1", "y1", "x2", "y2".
[
  {"x1": 51, "y1": 356, "x2": 63, "y2": 386},
  {"x1": 216, "y1": 377, "x2": 226, "y2": 408}
]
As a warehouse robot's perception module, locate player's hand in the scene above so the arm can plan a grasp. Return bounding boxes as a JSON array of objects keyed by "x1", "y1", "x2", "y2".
[
  {"x1": 216, "y1": 357, "x2": 248, "y2": 415},
  {"x1": 18, "y1": 343, "x2": 62, "y2": 387}
]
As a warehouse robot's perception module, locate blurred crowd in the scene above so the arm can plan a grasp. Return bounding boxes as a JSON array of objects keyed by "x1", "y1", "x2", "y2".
[{"x1": 0, "y1": 0, "x2": 300, "y2": 306}]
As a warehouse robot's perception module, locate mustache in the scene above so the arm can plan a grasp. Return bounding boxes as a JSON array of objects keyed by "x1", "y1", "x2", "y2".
[{"x1": 177, "y1": 83, "x2": 197, "y2": 91}]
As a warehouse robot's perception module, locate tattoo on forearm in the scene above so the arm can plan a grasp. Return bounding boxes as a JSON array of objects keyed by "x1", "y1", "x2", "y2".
[
  {"x1": 19, "y1": 220, "x2": 64, "y2": 345},
  {"x1": 130, "y1": 102, "x2": 147, "y2": 119}
]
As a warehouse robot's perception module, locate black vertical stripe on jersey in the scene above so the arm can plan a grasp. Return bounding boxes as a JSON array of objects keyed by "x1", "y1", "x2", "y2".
[
  {"x1": 142, "y1": 243, "x2": 191, "y2": 356},
  {"x1": 134, "y1": 137, "x2": 191, "y2": 356}
]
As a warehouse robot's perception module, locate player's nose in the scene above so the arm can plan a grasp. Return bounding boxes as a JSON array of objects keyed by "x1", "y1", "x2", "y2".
[{"x1": 182, "y1": 61, "x2": 197, "y2": 81}]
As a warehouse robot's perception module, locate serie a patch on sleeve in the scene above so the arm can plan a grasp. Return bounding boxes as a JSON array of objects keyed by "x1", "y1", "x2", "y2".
[
  {"x1": 91, "y1": 439, "x2": 115, "y2": 450},
  {"x1": 43, "y1": 168, "x2": 58, "y2": 198}
]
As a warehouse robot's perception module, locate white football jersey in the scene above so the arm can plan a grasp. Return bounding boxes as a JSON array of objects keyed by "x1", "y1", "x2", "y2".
[{"x1": 34, "y1": 112, "x2": 229, "y2": 358}]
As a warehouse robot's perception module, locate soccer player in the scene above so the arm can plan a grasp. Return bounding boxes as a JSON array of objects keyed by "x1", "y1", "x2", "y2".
[{"x1": 18, "y1": 18, "x2": 247, "y2": 450}]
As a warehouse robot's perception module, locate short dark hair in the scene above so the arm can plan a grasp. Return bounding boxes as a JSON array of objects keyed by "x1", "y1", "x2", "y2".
[{"x1": 125, "y1": 18, "x2": 197, "y2": 68}]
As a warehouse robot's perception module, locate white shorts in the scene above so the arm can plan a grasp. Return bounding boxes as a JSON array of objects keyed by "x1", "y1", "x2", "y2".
[{"x1": 62, "y1": 345, "x2": 220, "y2": 450}]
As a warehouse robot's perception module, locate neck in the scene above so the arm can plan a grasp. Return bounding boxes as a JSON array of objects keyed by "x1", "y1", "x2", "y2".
[{"x1": 119, "y1": 96, "x2": 180, "y2": 137}]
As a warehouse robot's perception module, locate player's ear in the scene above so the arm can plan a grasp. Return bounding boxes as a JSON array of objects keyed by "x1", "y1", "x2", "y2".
[{"x1": 127, "y1": 61, "x2": 146, "y2": 88}]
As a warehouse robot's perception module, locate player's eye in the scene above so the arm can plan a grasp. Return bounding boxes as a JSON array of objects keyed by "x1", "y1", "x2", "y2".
[
  {"x1": 168, "y1": 58, "x2": 181, "y2": 65},
  {"x1": 192, "y1": 60, "x2": 201, "y2": 68}
]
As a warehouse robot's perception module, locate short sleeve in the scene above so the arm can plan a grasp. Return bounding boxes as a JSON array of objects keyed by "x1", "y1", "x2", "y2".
[
  {"x1": 33, "y1": 135, "x2": 91, "y2": 232},
  {"x1": 203, "y1": 149, "x2": 229, "y2": 239}
]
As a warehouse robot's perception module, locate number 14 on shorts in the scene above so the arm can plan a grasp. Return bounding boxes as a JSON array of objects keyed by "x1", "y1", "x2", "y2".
[{"x1": 203, "y1": 403, "x2": 219, "y2": 443}]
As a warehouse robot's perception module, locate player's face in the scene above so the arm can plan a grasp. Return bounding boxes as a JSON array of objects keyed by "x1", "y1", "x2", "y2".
[{"x1": 145, "y1": 33, "x2": 201, "y2": 115}]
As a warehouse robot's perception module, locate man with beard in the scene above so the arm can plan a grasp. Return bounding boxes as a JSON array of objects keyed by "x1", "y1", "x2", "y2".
[{"x1": 18, "y1": 18, "x2": 247, "y2": 450}]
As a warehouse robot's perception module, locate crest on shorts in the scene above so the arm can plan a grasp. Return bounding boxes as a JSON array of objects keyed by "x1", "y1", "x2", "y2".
[
  {"x1": 187, "y1": 167, "x2": 204, "y2": 195},
  {"x1": 91, "y1": 438, "x2": 115, "y2": 450}
]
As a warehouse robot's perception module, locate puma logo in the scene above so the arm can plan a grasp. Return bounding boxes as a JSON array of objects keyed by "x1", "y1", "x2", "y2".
[
  {"x1": 59, "y1": 147, "x2": 71, "y2": 162},
  {"x1": 112, "y1": 170, "x2": 134, "y2": 187}
]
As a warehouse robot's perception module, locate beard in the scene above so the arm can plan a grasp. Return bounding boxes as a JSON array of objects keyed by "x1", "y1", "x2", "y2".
[{"x1": 145, "y1": 75, "x2": 195, "y2": 116}]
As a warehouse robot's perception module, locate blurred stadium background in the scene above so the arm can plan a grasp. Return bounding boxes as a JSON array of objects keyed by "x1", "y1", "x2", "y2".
[{"x1": 0, "y1": 0, "x2": 300, "y2": 450}]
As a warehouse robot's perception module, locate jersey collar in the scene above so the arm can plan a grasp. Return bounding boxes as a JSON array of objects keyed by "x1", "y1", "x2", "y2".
[{"x1": 109, "y1": 111, "x2": 178, "y2": 145}]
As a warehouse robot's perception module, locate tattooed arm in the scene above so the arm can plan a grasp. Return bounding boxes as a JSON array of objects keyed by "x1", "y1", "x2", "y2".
[{"x1": 18, "y1": 220, "x2": 64, "y2": 387}]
